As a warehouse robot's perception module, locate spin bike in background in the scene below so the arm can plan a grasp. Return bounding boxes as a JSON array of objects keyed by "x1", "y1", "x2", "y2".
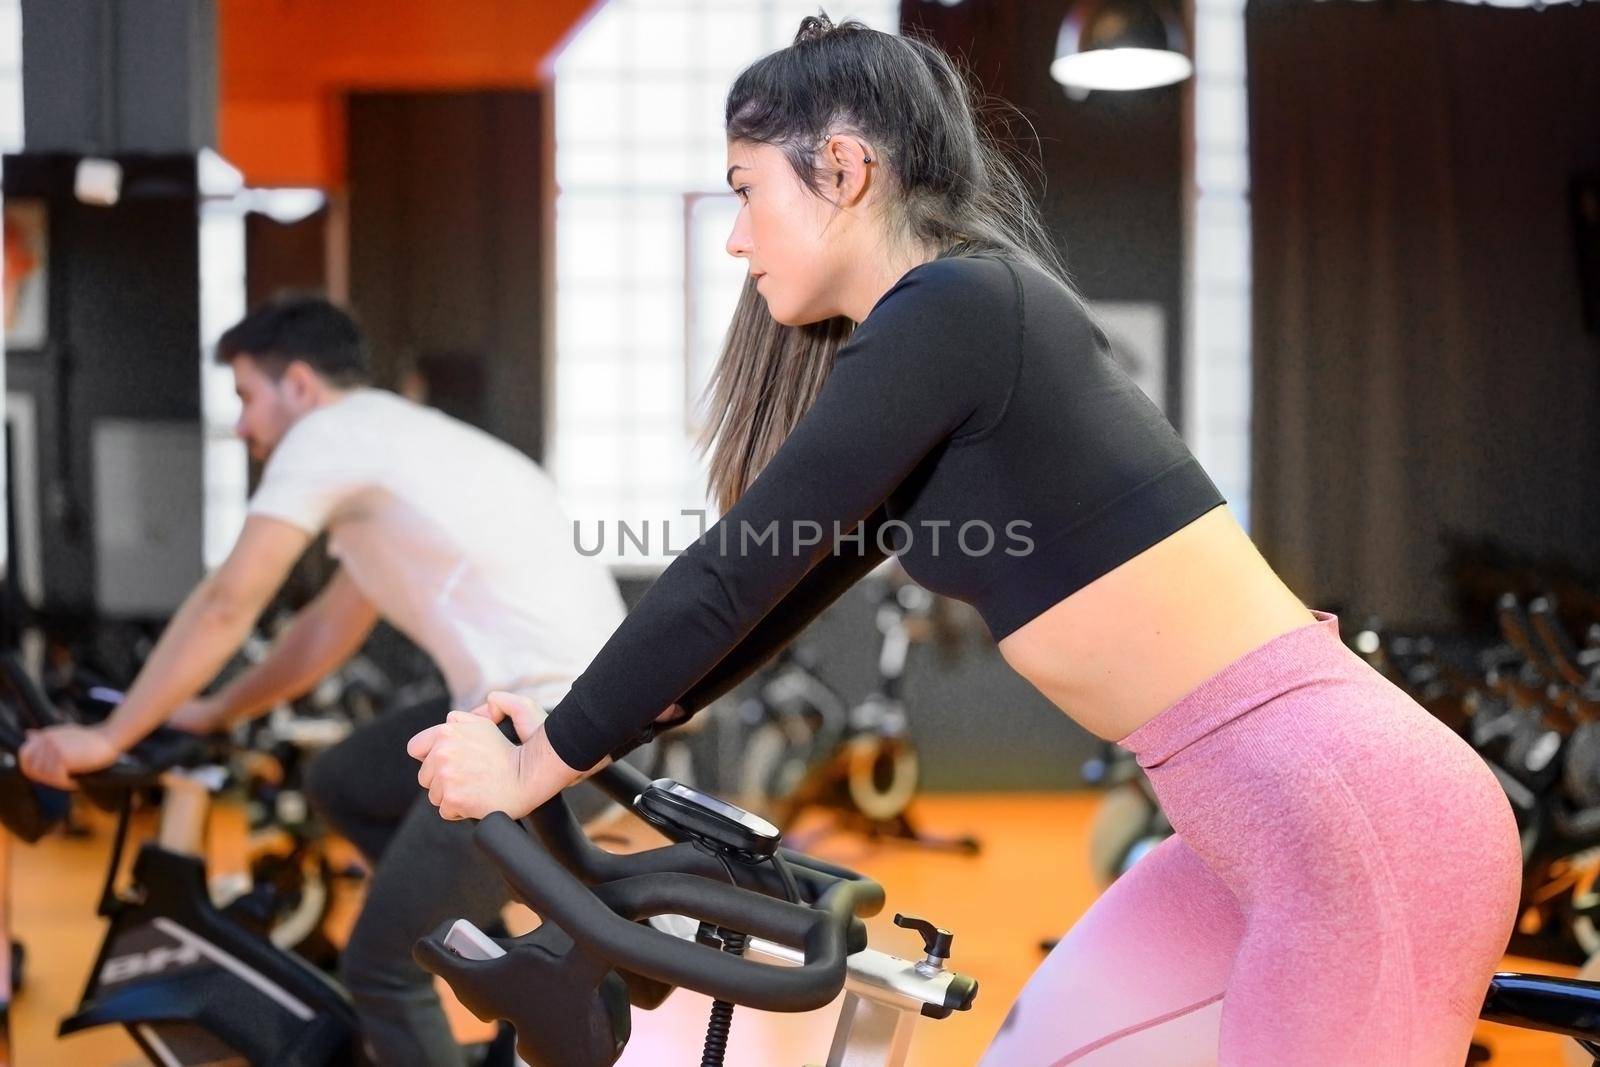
[
  {"x1": 25, "y1": 616, "x2": 402, "y2": 973},
  {"x1": 0, "y1": 652, "x2": 363, "y2": 1065},
  {"x1": 221, "y1": 618, "x2": 447, "y2": 971},
  {"x1": 1455, "y1": 595, "x2": 1600, "y2": 964},
  {"x1": 1339, "y1": 594, "x2": 1600, "y2": 1065},
  {"x1": 1077, "y1": 740, "x2": 1170, "y2": 889},
  {"x1": 736, "y1": 567, "x2": 980, "y2": 854}
]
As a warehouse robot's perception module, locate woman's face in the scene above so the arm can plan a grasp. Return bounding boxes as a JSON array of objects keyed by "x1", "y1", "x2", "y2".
[{"x1": 724, "y1": 140, "x2": 847, "y2": 326}]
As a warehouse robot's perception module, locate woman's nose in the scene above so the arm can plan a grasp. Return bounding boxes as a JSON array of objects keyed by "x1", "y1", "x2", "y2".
[{"x1": 725, "y1": 213, "x2": 751, "y2": 259}]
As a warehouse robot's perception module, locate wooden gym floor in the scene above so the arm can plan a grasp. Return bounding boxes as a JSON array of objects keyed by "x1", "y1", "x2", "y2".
[{"x1": 2, "y1": 793, "x2": 1573, "y2": 1066}]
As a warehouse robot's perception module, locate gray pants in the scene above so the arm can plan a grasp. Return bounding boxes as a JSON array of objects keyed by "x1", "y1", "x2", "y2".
[{"x1": 305, "y1": 696, "x2": 642, "y2": 1066}]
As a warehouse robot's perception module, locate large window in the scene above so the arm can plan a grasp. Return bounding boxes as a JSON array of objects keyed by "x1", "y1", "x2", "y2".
[
  {"x1": 550, "y1": 0, "x2": 897, "y2": 570},
  {"x1": 199, "y1": 195, "x2": 250, "y2": 568},
  {"x1": 0, "y1": 0, "x2": 17, "y2": 154},
  {"x1": 1187, "y1": 0, "x2": 1253, "y2": 528}
]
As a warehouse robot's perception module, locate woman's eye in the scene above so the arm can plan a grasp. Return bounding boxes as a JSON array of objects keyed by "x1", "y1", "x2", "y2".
[{"x1": 735, "y1": 186, "x2": 750, "y2": 201}]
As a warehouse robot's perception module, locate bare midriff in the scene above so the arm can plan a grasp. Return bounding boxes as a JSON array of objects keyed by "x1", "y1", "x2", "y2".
[{"x1": 996, "y1": 505, "x2": 1318, "y2": 742}]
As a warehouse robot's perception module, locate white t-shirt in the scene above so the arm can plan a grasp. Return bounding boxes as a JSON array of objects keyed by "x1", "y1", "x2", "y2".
[{"x1": 247, "y1": 388, "x2": 625, "y2": 712}]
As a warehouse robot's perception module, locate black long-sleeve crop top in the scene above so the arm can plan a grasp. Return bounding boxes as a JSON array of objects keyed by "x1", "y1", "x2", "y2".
[{"x1": 543, "y1": 252, "x2": 1226, "y2": 771}]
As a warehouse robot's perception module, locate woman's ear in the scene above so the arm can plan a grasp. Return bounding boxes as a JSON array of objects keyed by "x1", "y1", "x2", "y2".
[{"x1": 822, "y1": 133, "x2": 875, "y2": 207}]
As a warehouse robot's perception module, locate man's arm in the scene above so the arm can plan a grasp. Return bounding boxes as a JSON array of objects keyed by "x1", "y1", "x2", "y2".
[
  {"x1": 193, "y1": 568, "x2": 379, "y2": 730},
  {"x1": 96, "y1": 515, "x2": 312, "y2": 749},
  {"x1": 19, "y1": 515, "x2": 313, "y2": 786}
]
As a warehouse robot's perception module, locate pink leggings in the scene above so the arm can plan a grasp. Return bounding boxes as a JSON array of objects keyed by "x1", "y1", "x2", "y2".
[{"x1": 979, "y1": 610, "x2": 1523, "y2": 1067}]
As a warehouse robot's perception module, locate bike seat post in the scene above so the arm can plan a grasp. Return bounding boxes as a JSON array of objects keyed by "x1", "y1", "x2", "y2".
[{"x1": 156, "y1": 768, "x2": 217, "y2": 858}]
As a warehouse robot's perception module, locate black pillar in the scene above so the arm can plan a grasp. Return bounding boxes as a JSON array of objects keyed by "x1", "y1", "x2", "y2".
[
  {"x1": 6, "y1": 1, "x2": 216, "y2": 618},
  {"x1": 20, "y1": 0, "x2": 216, "y2": 155}
]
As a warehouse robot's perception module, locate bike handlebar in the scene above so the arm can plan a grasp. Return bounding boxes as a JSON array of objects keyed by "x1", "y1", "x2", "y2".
[
  {"x1": 475, "y1": 810, "x2": 880, "y2": 1012},
  {"x1": 414, "y1": 754, "x2": 904, "y2": 1041},
  {"x1": 0, "y1": 652, "x2": 221, "y2": 795}
]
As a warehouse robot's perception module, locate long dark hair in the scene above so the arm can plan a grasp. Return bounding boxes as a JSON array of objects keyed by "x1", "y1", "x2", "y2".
[{"x1": 697, "y1": 13, "x2": 1076, "y2": 512}]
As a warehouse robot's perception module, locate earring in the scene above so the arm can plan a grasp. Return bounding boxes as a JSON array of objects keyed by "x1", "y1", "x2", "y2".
[{"x1": 863, "y1": 152, "x2": 874, "y2": 164}]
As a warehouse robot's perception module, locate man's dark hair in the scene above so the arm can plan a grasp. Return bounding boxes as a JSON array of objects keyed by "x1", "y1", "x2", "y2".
[{"x1": 215, "y1": 294, "x2": 372, "y2": 386}]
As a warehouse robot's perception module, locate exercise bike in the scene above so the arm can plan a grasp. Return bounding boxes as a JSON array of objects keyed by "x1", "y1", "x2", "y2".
[
  {"x1": 221, "y1": 622, "x2": 423, "y2": 972},
  {"x1": 417, "y1": 760, "x2": 978, "y2": 1067},
  {"x1": 736, "y1": 571, "x2": 979, "y2": 854},
  {"x1": 0, "y1": 653, "x2": 362, "y2": 1065},
  {"x1": 27, "y1": 621, "x2": 370, "y2": 972}
]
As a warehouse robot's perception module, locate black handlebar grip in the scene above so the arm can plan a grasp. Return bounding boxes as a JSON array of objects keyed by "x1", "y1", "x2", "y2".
[
  {"x1": 73, "y1": 728, "x2": 218, "y2": 793},
  {"x1": 0, "y1": 654, "x2": 217, "y2": 785},
  {"x1": 527, "y1": 787, "x2": 753, "y2": 885},
  {"x1": 775, "y1": 848, "x2": 887, "y2": 915}
]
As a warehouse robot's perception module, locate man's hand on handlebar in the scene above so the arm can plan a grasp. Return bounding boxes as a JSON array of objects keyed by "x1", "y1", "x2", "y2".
[{"x1": 18, "y1": 723, "x2": 121, "y2": 790}]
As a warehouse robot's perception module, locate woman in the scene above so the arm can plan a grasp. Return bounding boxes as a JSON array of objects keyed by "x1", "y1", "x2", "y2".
[{"x1": 409, "y1": 15, "x2": 1521, "y2": 1065}]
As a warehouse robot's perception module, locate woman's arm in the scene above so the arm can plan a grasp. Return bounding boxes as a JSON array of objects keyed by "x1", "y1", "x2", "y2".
[
  {"x1": 604, "y1": 506, "x2": 893, "y2": 759},
  {"x1": 542, "y1": 257, "x2": 1018, "y2": 774},
  {"x1": 19, "y1": 517, "x2": 313, "y2": 787},
  {"x1": 677, "y1": 506, "x2": 892, "y2": 712},
  {"x1": 410, "y1": 256, "x2": 1020, "y2": 819}
]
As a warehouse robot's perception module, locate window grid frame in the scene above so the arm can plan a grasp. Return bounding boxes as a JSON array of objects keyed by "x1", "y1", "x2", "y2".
[{"x1": 550, "y1": 0, "x2": 898, "y2": 558}]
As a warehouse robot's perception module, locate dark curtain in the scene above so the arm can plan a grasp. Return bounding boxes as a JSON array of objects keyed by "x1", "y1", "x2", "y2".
[
  {"x1": 900, "y1": 0, "x2": 1189, "y2": 419},
  {"x1": 1247, "y1": 0, "x2": 1600, "y2": 628},
  {"x1": 347, "y1": 91, "x2": 547, "y2": 462}
]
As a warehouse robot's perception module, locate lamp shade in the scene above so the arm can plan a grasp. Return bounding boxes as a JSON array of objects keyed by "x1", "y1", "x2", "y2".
[{"x1": 1052, "y1": 0, "x2": 1193, "y2": 94}]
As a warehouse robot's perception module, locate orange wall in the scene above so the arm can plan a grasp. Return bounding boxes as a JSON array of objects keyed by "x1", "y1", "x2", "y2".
[{"x1": 218, "y1": 0, "x2": 600, "y2": 188}]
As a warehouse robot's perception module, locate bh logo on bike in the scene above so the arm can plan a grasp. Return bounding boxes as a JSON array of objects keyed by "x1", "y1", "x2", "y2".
[{"x1": 102, "y1": 938, "x2": 204, "y2": 983}]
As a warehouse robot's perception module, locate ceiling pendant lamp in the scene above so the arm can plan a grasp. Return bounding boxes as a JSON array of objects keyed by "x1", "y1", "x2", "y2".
[{"x1": 1052, "y1": 0, "x2": 1194, "y2": 98}]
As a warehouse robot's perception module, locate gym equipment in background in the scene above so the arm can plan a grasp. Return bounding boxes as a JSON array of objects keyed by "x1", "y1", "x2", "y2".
[
  {"x1": 0, "y1": 653, "x2": 360, "y2": 1066},
  {"x1": 734, "y1": 572, "x2": 980, "y2": 854}
]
